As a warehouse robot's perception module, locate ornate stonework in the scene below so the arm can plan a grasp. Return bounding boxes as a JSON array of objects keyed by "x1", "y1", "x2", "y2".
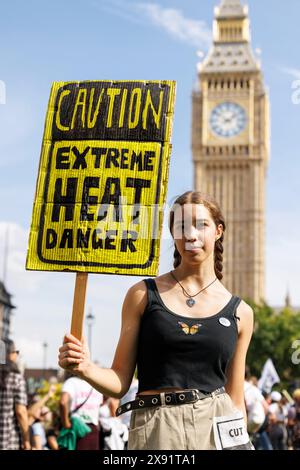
[{"x1": 192, "y1": 0, "x2": 270, "y2": 303}]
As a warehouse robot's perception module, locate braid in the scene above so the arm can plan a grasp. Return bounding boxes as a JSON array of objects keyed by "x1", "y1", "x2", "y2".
[
  {"x1": 173, "y1": 245, "x2": 182, "y2": 268},
  {"x1": 214, "y1": 235, "x2": 224, "y2": 280}
]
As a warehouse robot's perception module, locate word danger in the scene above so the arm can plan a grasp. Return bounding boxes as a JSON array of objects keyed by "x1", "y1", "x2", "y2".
[{"x1": 46, "y1": 228, "x2": 139, "y2": 252}]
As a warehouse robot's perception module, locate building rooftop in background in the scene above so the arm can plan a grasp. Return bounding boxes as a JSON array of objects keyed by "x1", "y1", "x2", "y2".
[
  {"x1": 215, "y1": 0, "x2": 248, "y2": 19},
  {"x1": 271, "y1": 289, "x2": 299, "y2": 314},
  {"x1": 0, "y1": 280, "x2": 15, "y2": 342},
  {"x1": 24, "y1": 368, "x2": 59, "y2": 382}
]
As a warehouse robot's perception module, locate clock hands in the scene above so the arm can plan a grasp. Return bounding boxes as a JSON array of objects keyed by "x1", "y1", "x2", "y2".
[{"x1": 210, "y1": 102, "x2": 246, "y2": 137}]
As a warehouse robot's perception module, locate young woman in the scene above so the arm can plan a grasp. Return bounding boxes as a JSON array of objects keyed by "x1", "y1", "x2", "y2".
[{"x1": 58, "y1": 191, "x2": 254, "y2": 450}]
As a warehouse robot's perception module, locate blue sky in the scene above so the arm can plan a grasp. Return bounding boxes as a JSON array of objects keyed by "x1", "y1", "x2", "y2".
[{"x1": 0, "y1": 0, "x2": 300, "y2": 368}]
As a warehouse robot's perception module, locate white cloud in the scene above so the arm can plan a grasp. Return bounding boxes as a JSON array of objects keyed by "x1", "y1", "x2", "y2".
[
  {"x1": 135, "y1": 3, "x2": 211, "y2": 48},
  {"x1": 280, "y1": 66, "x2": 300, "y2": 79},
  {"x1": 0, "y1": 222, "x2": 45, "y2": 293},
  {"x1": 93, "y1": 0, "x2": 211, "y2": 49}
]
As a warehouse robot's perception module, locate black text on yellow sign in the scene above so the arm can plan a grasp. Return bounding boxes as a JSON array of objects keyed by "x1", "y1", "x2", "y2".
[{"x1": 26, "y1": 80, "x2": 176, "y2": 275}]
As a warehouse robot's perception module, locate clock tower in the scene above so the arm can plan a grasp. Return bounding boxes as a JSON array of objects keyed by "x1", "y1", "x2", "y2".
[{"x1": 192, "y1": 0, "x2": 270, "y2": 303}]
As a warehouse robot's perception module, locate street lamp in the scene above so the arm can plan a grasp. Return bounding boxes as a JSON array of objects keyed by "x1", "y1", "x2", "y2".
[
  {"x1": 86, "y1": 308, "x2": 95, "y2": 359},
  {"x1": 43, "y1": 342, "x2": 48, "y2": 374}
]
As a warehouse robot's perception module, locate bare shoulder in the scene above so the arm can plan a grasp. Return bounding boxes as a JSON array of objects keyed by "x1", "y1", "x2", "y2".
[
  {"x1": 123, "y1": 279, "x2": 148, "y2": 317},
  {"x1": 152, "y1": 272, "x2": 171, "y2": 284},
  {"x1": 237, "y1": 299, "x2": 254, "y2": 319},
  {"x1": 236, "y1": 299, "x2": 254, "y2": 335},
  {"x1": 123, "y1": 273, "x2": 170, "y2": 316}
]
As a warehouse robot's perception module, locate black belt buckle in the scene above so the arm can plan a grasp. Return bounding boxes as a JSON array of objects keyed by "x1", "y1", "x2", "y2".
[{"x1": 192, "y1": 389, "x2": 202, "y2": 401}]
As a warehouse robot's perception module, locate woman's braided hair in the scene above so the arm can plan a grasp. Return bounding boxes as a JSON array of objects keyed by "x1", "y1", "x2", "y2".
[{"x1": 168, "y1": 191, "x2": 226, "y2": 280}]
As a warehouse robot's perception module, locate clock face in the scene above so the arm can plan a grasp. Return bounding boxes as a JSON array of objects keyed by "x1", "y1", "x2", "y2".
[{"x1": 210, "y1": 102, "x2": 247, "y2": 138}]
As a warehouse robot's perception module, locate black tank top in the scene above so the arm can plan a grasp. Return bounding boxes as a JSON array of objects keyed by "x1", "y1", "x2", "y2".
[{"x1": 136, "y1": 278, "x2": 241, "y2": 393}]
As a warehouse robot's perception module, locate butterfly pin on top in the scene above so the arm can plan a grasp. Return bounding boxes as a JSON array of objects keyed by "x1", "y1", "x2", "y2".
[{"x1": 178, "y1": 321, "x2": 202, "y2": 335}]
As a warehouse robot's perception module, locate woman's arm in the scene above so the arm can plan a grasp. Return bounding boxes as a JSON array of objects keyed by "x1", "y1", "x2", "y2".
[
  {"x1": 59, "y1": 392, "x2": 72, "y2": 429},
  {"x1": 225, "y1": 300, "x2": 254, "y2": 424},
  {"x1": 58, "y1": 280, "x2": 147, "y2": 399},
  {"x1": 32, "y1": 434, "x2": 42, "y2": 450},
  {"x1": 47, "y1": 435, "x2": 59, "y2": 450},
  {"x1": 15, "y1": 404, "x2": 31, "y2": 450},
  {"x1": 28, "y1": 387, "x2": 55, "y2": 426}
]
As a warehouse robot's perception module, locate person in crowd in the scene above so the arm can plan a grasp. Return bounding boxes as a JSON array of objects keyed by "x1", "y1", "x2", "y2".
[
  {"x1": 268, "y1": 391, "x2": 288, "y2": 450},
  {"x1": 28, "y1": 386, "x2": 56, "y2": 450},
  {"x1": 244, "y1": 367, "x2": 272, "y2": 450},
  {"x1": 30, "y1": 406, "x2": 49, "y2": 450},
  {"x1": 288, "y1": 388, "x2": 300, "y2": 450},
  {"x1": 0, "y1": 339, "x2": 30, "y2": 450},
  {"x1": 45, "y1": 410, "x2": 60, "y2": 450},
  {"x1": 99, "y1": 397, "x2": 128, "y2": 450},
  {"x1": 59, "y1": 372, "x2": 103, "y2": 450}
]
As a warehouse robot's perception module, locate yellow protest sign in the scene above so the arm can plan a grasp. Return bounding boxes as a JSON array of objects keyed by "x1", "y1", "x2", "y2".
[{"x1": 26, "y1": 80, "x2": 176, "y2": 276}]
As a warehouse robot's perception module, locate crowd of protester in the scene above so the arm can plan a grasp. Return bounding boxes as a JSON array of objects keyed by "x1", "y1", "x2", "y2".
[
  {"x1": 245, "y1": 368, "x2": 300, "y2": 450},
  {"x1": 0, "y1": 340, "x2": 135, "y2": 450},
  {"x1": 1, "y1": 339, "x2": 300, "y2": 450}
]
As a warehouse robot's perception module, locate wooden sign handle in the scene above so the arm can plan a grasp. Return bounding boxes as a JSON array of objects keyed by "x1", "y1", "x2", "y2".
[{"x1": 71, "y1": 273, "x2": 88, "y2": 340}]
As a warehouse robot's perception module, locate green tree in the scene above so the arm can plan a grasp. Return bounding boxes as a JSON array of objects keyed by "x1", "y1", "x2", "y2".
[
  {"x1": 246, "y1": 301, "x2": 300, "y2": 388},
  {"x1": 37, "y1": 380, "x2": 62, "y2": 414}
]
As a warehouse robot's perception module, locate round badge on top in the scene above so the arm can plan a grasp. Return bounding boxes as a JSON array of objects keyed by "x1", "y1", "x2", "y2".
[{"x1": 219, "y1": 317, "x2": 231, "y2": 327}]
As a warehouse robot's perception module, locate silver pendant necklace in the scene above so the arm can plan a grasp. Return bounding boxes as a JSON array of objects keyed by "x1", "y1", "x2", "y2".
[{"x1": 170, "y1": 271, "x2": 218, "y2": 308}]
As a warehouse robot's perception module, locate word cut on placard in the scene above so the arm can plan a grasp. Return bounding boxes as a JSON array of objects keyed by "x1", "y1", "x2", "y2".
[{"x1": 26, "y1": 80, "x2": 176, "y2": 275}]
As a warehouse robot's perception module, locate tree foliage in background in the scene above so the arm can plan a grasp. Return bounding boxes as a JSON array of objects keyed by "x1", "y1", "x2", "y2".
[
  {"x1": 246, "y1": 300, "x2": 300, "y2": 388},
  {"x1": 37, "y1": 380, "x2": 62, "y2": 414}
]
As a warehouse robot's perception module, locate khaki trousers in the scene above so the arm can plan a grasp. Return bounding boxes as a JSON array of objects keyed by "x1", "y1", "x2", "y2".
[{"x1": 128, "y1": 392, "x2": 252, "y2": 450}]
